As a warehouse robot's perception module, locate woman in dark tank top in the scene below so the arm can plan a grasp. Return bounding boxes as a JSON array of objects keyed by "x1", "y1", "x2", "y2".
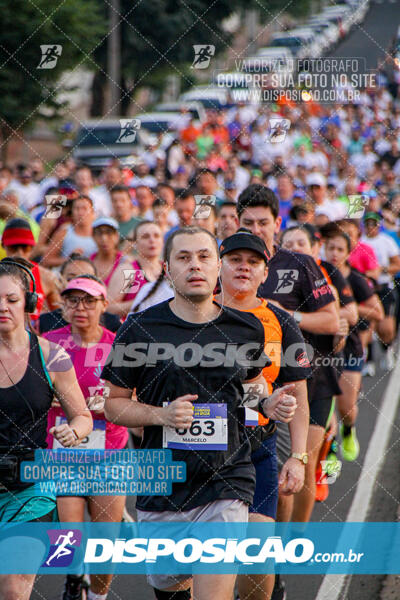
[{"x1": 0, "y1": 260, "x2": 92, "y2": 600}]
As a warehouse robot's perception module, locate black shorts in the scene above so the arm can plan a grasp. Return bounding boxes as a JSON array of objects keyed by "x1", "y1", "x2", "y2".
[
  {"x1": 377, "y1": 286, "x2": 396, "y2": 317},
  {"x1": 309, "y1": 395, "x2": 334, "y2": 428},
  {"x1": 307, "y1": 368, "x2": 337, "y2": 428}
]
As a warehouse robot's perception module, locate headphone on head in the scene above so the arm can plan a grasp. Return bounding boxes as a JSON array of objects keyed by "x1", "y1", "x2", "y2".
[{"x1": 0, "y1": 258, "x2": 38, "y2": 313}]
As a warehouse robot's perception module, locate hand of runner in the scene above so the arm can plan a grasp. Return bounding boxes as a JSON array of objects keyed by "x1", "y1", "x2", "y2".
[
  {"x1": 261, "y1": 384, "x2": 297, "y2": 422},
  {"x1": 87, "y1": 394, "x2": 105, "y2": 414},
  {"x1": 279, "y1": 457, "x2": 305, "y2": 495},
  {"x1": 49, "y1": 423, "x2": 79, "y2": 447},
  {"x1": 163, "y1": 394, "x2": 198, "y2": 428}
]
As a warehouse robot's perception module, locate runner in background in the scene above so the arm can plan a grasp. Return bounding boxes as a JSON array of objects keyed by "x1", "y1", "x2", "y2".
[
  {"x1": 44, "y1": 275, "x2": 128, "y2": 600},
  {"x1": 280, "y1": 225, "x2": 353, "y2": 506},
  {"x1": 1, "y1": 218, "x2": 62, "y2": 325},
  {"x1": 0, "y1": 260, "x2": 92, "y2": 600},
  {"x1": 107, "y1": 221, "x2": 163, "y2": 318},
  {"x1": 361, "y1": 212, "x2": 400, "y2": 370},
  {"x1": 324, "y1": 229, "x2": 384, "y2": 462},
  {"x1": 216, "y1": 229, "x2": 310, "y2": 600},
  {"x1": 236, "y1": 185, "x2": 339, "y2": 599},
  {"x1": 90, "y1": 217, "x2": 130, "y2": 290},
  {"x1": 38, "y1": 254, "x2": 121, "y2": 334}
]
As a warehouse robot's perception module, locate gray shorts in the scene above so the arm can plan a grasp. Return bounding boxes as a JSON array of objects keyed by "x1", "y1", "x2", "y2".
[
  {"x1": 275, "y1": 421, "x2": 292, "y2": 470},
  {"x1": 136, "y1": 499, "x2": 248, "y2": 590}
]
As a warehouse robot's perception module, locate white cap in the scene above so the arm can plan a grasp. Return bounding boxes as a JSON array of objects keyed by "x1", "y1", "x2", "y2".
[{"x1": 306, "y1": 173, "x2": 326, "y2": 187}]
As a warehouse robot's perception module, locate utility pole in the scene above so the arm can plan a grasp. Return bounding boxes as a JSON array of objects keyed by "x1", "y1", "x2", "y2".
[{"x1": 107, "y1": 0, "x2": 121, "y2": 115}]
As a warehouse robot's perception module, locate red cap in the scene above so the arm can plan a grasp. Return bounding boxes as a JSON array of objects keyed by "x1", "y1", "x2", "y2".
[{"x1": 2, "y1": 227, "x2": 36, "y2": 247}]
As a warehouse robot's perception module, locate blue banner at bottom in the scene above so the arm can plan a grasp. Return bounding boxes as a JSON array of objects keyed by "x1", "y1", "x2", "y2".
[{"x1": 0, "y1": 522, "x2": 399, "y2": 574}]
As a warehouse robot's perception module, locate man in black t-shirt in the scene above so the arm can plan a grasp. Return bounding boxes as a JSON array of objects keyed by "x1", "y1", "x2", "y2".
[{"x1": 102, "y1": 227, "x2": 297, "y2": 600}]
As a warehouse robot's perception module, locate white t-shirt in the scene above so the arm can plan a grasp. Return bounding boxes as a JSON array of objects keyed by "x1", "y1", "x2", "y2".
[
  {"x1": 129, "y1": 279, "x2": 174, "y2": 313},
  {"x1": 361, "y1": 232, "x2": 399, "y2": 285}
]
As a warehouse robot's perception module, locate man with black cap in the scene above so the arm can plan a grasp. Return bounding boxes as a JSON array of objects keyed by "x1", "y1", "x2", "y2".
[
  {"x1": 2, "y1": 218, "x2": 61, "y2": 324},
  {"x1": 102, "y1": 226, "x2": 297, "y2": 600},
  {"x1": 216, "y1": 229, "x2": 311, "y2": 600}
]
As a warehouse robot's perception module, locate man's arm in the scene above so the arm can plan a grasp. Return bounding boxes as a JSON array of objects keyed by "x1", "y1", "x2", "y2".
[
  {"x1": 279, "y1": 379, "x2": 309, "y2": 496},
  {"x1": 104, "y1": 381, "x2": 198, "y2": 428},
  {"x1": 286, "y1": 379, "x2": 309, "y2": 456},
  {"x1": 269, "y1": 300, "x2": 340, "y2": 335},
  {"x1": 340, "y1": 301, "x2": 358, "y2": 327},
  {"x1": 358, "y1": 294, "x2": 384, "y2": 322},
  {"x1": 387, "y1": 254, "x2": 400, "y2": 275}
]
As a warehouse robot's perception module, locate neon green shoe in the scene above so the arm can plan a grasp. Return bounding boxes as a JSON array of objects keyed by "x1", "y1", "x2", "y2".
[
  {"x1": 340, "y1": 425, "x2": 360, "y2": 462},
  {"x1": 325, "y1": 450, "x2": 342, "y2": 481}
]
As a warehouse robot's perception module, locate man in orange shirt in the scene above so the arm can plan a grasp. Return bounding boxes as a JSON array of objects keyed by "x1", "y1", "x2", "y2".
[
  {"x1": 180, "y1": 118, "x2": 201, "y2": 155},
  {"x1": 215, "y1": 229, "x2": 310, "y2": 600}
]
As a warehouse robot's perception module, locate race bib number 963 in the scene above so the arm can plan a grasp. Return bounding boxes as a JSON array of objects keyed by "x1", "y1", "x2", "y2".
[{"x1": 163, "y1": 403, "x2": 228, "y2": 451}]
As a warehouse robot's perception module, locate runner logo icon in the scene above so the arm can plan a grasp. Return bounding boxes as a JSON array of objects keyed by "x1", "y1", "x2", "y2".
[
  {"x1": 191, "y1": 45, "x2": 215, "y2": 69},
  {"x1": 275, "y1": 269, "x2": 299, "y2": 294},
  {"x1": 268, "y1": 118, "x2": 291, "y2": 143},
  {"x1": 44, "y1": 195, "x2": 67, "y2": 219},
  {"x1": 116, "y1": 119, "x2": 141, "y2": 143},
  {"x1": 37, "y1": 45, "x2": 62, "y2": 69},
  {"x1": 42, "y1": 529, "x2": 82, "y2": 567}
]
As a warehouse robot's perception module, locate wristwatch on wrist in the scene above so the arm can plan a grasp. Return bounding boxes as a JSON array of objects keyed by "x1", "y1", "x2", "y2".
[
  {"x1": 291, "y1": 452, "x2": 308, "y2": 465},
  {"x1": 293, "y1": 311, "x2": 302, "y2": 324}
]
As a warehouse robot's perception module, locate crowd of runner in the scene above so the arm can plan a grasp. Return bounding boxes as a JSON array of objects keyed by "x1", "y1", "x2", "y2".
[{"x1": 0, "y1": 71, "x2": 400, "y2": 600}]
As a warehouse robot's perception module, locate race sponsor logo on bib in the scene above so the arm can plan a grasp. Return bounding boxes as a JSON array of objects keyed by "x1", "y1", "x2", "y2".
[{"x1": 163, "y1": 403, "x2": 228, "y2": 451}]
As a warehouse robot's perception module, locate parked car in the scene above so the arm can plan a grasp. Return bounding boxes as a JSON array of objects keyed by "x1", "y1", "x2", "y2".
[
  {"x1": 179, "y1": 86, "x2": 230, "y2": 110},
  {"x1": 154, "y1": 101, "x2": 206, "y2": 125},
  {"x1": 269, "y1": 31, "x2": 314, "y2": 61},
  {"x1": 72, "y1": 119, "x2": 146, "y2": 170},
  {"x1": 289, "y1": 27, "x2": 325, "y2": 59},
  {"x1": 308, "y1": 19, "x2": 340, "y2": 50}
]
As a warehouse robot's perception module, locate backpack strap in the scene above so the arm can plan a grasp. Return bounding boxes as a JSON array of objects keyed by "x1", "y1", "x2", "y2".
[{"x1": 28, "y1": 331, "x2": 55, "y2": 392}]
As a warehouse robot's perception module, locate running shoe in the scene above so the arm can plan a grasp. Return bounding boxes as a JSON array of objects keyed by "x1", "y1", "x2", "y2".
[
  {"x1": 340, "y1": 425, "x2": 360, "y2": 462},
  {"x1": 315, "y1": 471, "x2": 329, "y2": 502},
  {"x1": 271, "y1": 574, "x2": 287, "y2": 600},
  {"x1": 62, "y1": 575, "x2": 88, "y2": 600},
  {"x1": 325, "y1": 448, "x2": 342, "y2": 481}
]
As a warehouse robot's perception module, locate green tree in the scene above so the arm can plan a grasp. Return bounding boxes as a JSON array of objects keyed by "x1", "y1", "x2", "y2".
[
  {"x1": 90, "y1": 0, "x2": 257, "y2": 116},
  {"x1": 90, "y1": 0, "x2": 313, "y2": 116},
  {"x1": 0, "y1": 0, "x2": 106, "y2": 160}
]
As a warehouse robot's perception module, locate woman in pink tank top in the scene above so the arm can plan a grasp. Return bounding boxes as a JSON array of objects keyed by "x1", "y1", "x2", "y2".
[
  {"x1": 107, "y1": 221, "x2": 163, "y2": 317},
  {"x1": 44, "y1": 275, "x2": 128, "y2": 600},
  {"x1": 91, "y1": 217, "x2": 129, "y2": 288}
]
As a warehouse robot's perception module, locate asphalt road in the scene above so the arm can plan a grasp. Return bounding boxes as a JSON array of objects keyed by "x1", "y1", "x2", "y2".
[{"x1": 30, "y1": 1, "x2": 400, "y2": 599}]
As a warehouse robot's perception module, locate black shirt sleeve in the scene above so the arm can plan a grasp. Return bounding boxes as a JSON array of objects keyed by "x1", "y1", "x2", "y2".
[
  {"x1": 300, "y1": 255, "x2": 336, "y2": 312},
  {"x1": 324, "y1": 262, "x2": 355, "y2": 307},
  {"x1": 244, "y1": 319, "x2": 271, "y2": 381},
  {"x1": 100, "y1": 315, "x2": 138, "y2": 389},
  {"x1": 350, "y1": 270, "x2": 374, "y2": 304}
]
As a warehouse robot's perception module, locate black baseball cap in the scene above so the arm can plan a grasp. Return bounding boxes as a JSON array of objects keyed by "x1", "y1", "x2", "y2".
[{"x1": 220, "y1": 228, "x2": 270, "y2": 264}]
